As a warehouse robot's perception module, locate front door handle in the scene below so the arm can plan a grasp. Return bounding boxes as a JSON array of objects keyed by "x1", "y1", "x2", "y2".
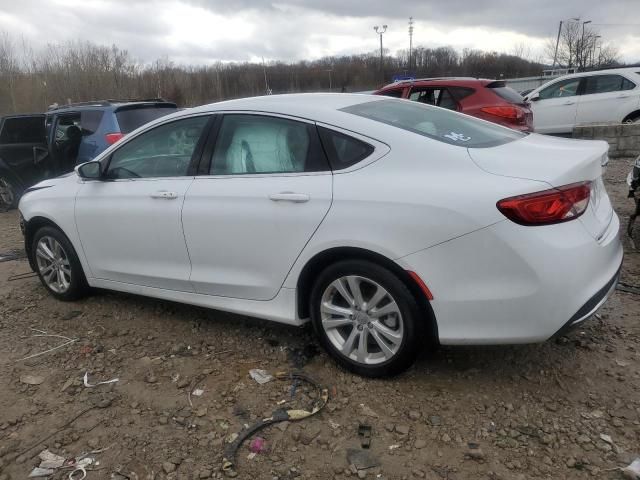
[
  {"x1": 268, "y1": 192, "x2": 310, "y2": 203},
  {"x1": 150, "y1": 191, "x2": 178, "y2": 200},
  {"x1": 563, "y1": 100, "x2": 576, "y2": 105}
]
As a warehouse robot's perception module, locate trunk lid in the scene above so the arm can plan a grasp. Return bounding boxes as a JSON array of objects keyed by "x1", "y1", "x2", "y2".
[{"x1": 468, "y1": 134, "x2": 613, "y2": 240}]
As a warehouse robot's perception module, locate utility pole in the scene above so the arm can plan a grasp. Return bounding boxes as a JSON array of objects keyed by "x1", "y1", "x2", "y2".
[
  {"x1": 590, "y1": 35, "x2": 601, "y2": 69},
  {"x1": 408, "y1": 17, "x2": 414, "y2": 71},
  {"x1": 552, "y1": 20, "x2": 563, "y2": 68},
  {"x1": 261, "y1": 56, "x2": 271, "y2": 95},
  {"x1": 373, "y1": 25, "x2": 387, "y2": 82},
  {"x1": 580, "y1": 20, "x2": 592, "y2": 70}
]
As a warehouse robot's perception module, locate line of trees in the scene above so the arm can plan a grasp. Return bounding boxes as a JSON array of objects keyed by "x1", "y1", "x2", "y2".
[{"x1": 0, "y1": 29, "x2": 620, "y2": 117}]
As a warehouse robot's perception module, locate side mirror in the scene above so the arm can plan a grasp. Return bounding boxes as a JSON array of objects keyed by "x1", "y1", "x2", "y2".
[
  {"x1": 76, "y1": 161, "x2": 102, "y2": 180},
  {"x1": 528, "y1": 92, "x2": 540, "y2": 102}
]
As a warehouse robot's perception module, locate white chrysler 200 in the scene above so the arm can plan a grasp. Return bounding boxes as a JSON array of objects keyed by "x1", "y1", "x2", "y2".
[{"x1": 18, "y1": 94, "x2": 622, "y2": 377}]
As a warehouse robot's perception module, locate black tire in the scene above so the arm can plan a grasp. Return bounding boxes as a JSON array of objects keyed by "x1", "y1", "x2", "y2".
[
  {"x1": 310, "y1": 259, "x2": 424, "y2": 377},
  {"x1": 32, "y1": 226, "x2": 89, "y2": 301},
  {"x1": 0, "y1": 176, "x2": 18, "y2": 210}
]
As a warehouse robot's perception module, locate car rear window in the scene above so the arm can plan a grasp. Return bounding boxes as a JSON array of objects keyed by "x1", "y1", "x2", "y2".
[
  {"x1": 341, "y1": 99, "x2": 525, "y2": 148},
  {"x1": 115, "y1": 105, "x2": 178, "y2": 133},
  {"x1": 486, "y1": 81, "x2": 526, "y2": 104}
]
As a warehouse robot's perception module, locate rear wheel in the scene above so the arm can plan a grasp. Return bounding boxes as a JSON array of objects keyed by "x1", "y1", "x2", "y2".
[
  {"x1": 624, "y1": 113, "x2": 640, "y2": 124},
  {"x1": 310, "y1": 259, "x2": 423, "y2": 377},
  {"x1": 33, "y1": 226, "x2": 88, "y2": 301},
  {"x1": 0, "y1": 176, "x2": 18, "y2": 210}
]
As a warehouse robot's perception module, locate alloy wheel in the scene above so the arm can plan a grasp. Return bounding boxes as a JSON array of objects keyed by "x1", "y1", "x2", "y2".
[
  {"x1": 320, "y1": 275, "x2": 404, "y2": 365},
  {"x1": 36, "y1": 236, "x2": 72, "y2": 293}
]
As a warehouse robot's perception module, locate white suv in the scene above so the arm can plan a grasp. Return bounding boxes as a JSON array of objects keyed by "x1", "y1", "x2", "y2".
[{"x1": 525, "y1": 68, "x2": 640, "y2": 134}]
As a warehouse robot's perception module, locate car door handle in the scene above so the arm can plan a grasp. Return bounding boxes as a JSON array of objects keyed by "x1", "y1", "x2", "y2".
[
  {"x1": 268, "y1": 192, "x2": 310, "y2": 203},
  {"x1": 563, "y1": 100, "x2": 576, "y2": 105},
  {"x1": 616, "y1": 94, "x2": 630, "y2": 98},
  {"x1": 150, "y1": 191, "x2": 179, "y2": 200}
]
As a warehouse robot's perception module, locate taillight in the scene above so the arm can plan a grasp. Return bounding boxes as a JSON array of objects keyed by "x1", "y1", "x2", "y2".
[
  {"x1": 497, "y1": 182, "x2": 591, "y2": 226},
  {"x1": 105, "y1": 132, "x2": 125, "y2": 145},
  {"x1": 481, "y1": 106, "x2": 524, "y2": 121}
]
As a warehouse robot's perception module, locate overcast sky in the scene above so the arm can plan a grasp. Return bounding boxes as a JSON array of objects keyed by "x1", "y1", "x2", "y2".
[{"x1": 0, "y1": 0, "x2": 639, "y2": 65}]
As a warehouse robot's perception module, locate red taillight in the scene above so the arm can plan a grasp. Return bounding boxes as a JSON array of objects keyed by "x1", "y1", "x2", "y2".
[
  {"x1": 481, "y1": 105, "x2": 523, "y2": 120},
  {"x1": 497, "y1": 182, "x2": 591, "y2": 226},
  {"x1": 105, "y1": 132, "x2": 125, "y2": 145}
]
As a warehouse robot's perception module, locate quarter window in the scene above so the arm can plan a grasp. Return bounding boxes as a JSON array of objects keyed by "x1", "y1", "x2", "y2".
[
  {"x1": 106, "y1": 115, "x2": 209, "y2": 179},
  {"x1": 318, "y1": 127, "x2": 374, "y2": 170},
  {"x1": 583, "y1": 75, "x2": 636, "y2": 94},
  {"x1": 539, "y1": 78, "x2": 581, "y2": 99},
  {"x1": 210, "y1": 115, "x2": 329, "y2": 175}
]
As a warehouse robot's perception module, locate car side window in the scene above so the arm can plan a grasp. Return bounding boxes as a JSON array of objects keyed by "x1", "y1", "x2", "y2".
[
  {"x1": 539, "y1": 78, "x2": 581, "y2": 99},
  {"x1": 106, "y1": 116, "x2": 209, "y2": 179},
  {"x1": 583, "y1": 75, "x2": 636, "y2": 95},
  {"x1": 0, "y1": 117, "x2": 46, "y2": 144},
  {"x1": 409, "y1": 88, "x2": 457, "y2": 110},
  {"x1": 318, "y1": 127, "x2": 374, "y2": 170},
  {"x1": 210, "y1": 115, "x2": 329, "y2": 175}
]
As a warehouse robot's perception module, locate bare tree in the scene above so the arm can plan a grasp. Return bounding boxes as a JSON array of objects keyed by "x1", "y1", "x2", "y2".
[{"x1": 545, "y1": 22, "x2": 620, "y2": 69}]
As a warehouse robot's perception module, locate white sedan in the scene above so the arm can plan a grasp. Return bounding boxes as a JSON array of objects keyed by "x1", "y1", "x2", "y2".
[
  {"x1": 18, "y1": 94, "x2": 622, "y2": 377},
  {"x1": 526, "y1": 68, "x2": 640, "y2": 134}
]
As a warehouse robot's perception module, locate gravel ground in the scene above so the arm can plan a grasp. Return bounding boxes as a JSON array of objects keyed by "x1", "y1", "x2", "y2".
[{"x1": 0, "y1": 157, "x2": 639, "y2": 480}]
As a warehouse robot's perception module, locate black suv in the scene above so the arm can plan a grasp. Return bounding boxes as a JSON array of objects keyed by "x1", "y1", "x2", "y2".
[{"x1": 0, "y1": 99, "x2": 177, "y2": 209}]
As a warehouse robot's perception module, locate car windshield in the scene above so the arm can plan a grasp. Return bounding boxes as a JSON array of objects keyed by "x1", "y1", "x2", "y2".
[
  {"x1": 341, "y1": 99, "x2": 525, "y2": 148},
  {"x1": 115, "y1": 105, "x2": 178, "y2": 133}
]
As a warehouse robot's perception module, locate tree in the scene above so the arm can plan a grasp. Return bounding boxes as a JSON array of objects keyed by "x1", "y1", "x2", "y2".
[{"x1": 545, "y1": 21, "x2": 620, "y2": 70}]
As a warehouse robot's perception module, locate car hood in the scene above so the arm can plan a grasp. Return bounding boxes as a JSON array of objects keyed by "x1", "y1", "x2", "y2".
[{"x1": 467, "y1": 133, "x2": 608, "y2": 187}]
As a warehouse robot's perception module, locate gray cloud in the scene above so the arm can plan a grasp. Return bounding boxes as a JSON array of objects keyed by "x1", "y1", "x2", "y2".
[{"x1": 0, "y1": 0, "x2": 638, "y2": 63}]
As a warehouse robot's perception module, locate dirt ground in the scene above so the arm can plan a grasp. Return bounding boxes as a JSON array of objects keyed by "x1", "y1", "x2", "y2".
[{"x1": 1, "y1": 157, "x2": 639, "y2": 480}]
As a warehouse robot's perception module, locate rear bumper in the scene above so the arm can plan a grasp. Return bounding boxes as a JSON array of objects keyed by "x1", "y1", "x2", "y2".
[
  {"x1": 397, "y1": 214, "x2": 623, "y2": 345},
  {"x1": 551, "y1": 263, "x2": 621, "y2": 338}
]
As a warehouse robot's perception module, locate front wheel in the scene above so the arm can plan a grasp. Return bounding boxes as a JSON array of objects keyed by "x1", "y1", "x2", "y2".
[
  {"x1": 33, "y1": 226, "x2": 89, "y2": 301},
  {"x1": 310, "y1": 259, "x2": 424, "y2": 377}
]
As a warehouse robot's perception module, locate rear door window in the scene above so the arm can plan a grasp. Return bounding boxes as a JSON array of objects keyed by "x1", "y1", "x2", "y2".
[
  {"x1": 341, "y1": 99, "x2": 524, "y2": 148},
  {"x1": 115, "y1": 104, "x2": 178, "y2": 133},
  {"x1": 0, "y1": 116, "x2": 46, "y2": 144},
  {"x1": 210, "y1": 115, "x2": 329, "y2": 175},
  {"x1": 318, "y1": 127, "x2": 374, "y2": 170},
  {"x1": 409, "y1": 88, "x2": 458, "y2": 110},
  {"x1": 583, "y1": 75, "x2": 636, "y2": 94}
]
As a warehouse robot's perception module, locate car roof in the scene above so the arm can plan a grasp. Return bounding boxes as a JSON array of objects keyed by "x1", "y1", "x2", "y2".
[
  {"x1": 186, "y1": 93, "x2": 387, "y2": 123},
  {"x1": 379, "y1": 77, "x2": 493, "y2": 91},
  {"x1": 546, "y1": 67, "x2": 640, "y2": 80},
  {"x1": 48, "y1": 99, "x2": 177, "y2": 113}
]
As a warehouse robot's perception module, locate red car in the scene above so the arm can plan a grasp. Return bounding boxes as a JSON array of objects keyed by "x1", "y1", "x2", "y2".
[{"x1": 374, "y1": 78, "x2": 533, "y2": 132}]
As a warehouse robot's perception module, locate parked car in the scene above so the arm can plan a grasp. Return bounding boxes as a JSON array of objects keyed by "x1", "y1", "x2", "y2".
[
  {"x1": 374, "y1": 78, "x2": 533, "y2": 132},
  {"x1": 0, "y1": 99, "x2": 177, "y2": 209},
  {"x1": 19, "y1": 94, "x2": 621, "y2": 377},
  {"x1": 524, "y1": 68, "x2": 640, "y2": 134}
]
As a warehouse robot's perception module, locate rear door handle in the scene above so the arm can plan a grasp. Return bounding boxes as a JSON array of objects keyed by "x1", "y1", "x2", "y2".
[
  {"x1": 563, "y1": 100, "x2": 576, "y2": 105},
  {"x1": 150, "y1": 191, "x2": 178, "y2": 200},
  {"x1": 268, "y1": 192, "x2": 310, "y2": 203}
]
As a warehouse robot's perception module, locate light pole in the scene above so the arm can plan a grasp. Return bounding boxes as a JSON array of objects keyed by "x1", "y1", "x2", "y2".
[
  {"x1": 581, "y1": 20, "x2": 592, "y2": 70},
  {"x1": 408, "y1": 17, "x2": 414, "y2": 71},
  {"x1": 324, "y1": 68, "x2": 333, "y2": 91},
  {"x1": 373, "y1": 25, "x2": 387, "y2": 81}
]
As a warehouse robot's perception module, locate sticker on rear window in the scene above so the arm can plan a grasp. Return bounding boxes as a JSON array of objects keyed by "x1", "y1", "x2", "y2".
[{"x1": 443, "y1": 132, "x2": 471, "y2": 142}]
